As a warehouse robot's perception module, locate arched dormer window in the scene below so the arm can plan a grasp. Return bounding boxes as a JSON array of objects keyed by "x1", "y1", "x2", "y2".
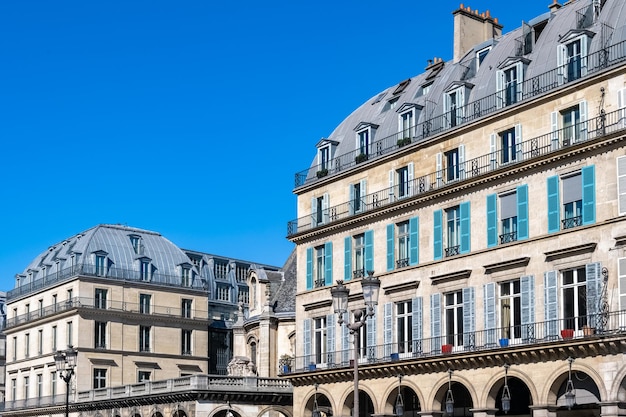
[{"x1": 250, "y1": 277, "x2": 257, "y2": 310}]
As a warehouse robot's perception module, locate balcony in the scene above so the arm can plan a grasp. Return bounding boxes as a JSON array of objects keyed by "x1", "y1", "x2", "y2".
[
  {"x1": 499, "y1": 231, "x2": 517, "y2": 244},
  {"x1": 4, "y1": 375, "x2": 292, "y2": 412},
  {"x1": 5, "y1": 296, "x2": 210, "y2": 329},
  {"x1": 562, "y1": 215, "x2": 583, "y2": 229},
  {"x1": 294, "y1": 39, "x2": 626, "y2": 190},
  {"x1": 291, "y1": 310, "x2": 626, "y2": 374},
  {"x1": 288, "y1": 106, "x2": 626, "y2": 237},
  {"x1": 444, "y1": 245, "x2": 461, "y2": 257}
]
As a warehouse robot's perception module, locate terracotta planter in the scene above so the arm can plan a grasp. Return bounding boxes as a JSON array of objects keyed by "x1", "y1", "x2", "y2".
[
  {"x1": 561, "y1": 329, "x2": 574, "y2": 339},
  {"x1": 442, "y1": 344, "x2": 453, "y2": 354},
  {"x1": 583, "y1": 326, "x2": 595, "y2": 336}
]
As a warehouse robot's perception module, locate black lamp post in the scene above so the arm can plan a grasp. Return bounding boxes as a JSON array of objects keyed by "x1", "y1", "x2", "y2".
[
  {"x1": 565, "y1": 357, "x2": 576, "y2": 410},
  {"x1": 312, "y1": 383, "x2": 321, "y2": 417},
  {"x1": 501, "y1": 364, "x2": 511, "y2": 414},
  {"x1": 445, "y1": 369, "x2": 454, "y2": 415},
  {"x1": 54, "y1": 345, "x2": 78, "y2": 417},
  {"x1": 395, "y1": 375, "x2": 404, "y2": 417},
  {"x1": 331, "y1": 271, "x2": 381, "y2": 417}
]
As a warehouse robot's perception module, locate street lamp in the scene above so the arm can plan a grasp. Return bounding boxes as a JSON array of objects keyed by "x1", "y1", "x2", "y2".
[
  {"x1": 445, "y1": 369, "x2": 454, "y2": 415},
  {"x1": 501, "y1": 364, "x2": 511, "y2": 414},
  {"x1": 395, "y1": 375, "x2": 404, "y2": 417},
  {"x1": 565, "y1": 357, "x2": 576, "y2": 410},
  {"x1": 54, "y1": 345, "x2": 78, "y2": 417},
  {"x1": 312, "y1": 383, "x2": 321, "y2": 417},
  {"x1": 331, "y1": 271, "x2": 381, "y2": 417}
]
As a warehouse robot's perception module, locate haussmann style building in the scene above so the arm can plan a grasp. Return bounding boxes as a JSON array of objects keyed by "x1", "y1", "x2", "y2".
[{"x1": 286, "y1": 1, "x2": 626, "y2": 417}]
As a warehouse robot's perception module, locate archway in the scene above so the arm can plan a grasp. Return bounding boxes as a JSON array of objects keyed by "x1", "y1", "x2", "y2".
[
  {"x1": 439, "y1": 381, "x2": 473, "y2": 417},
  {"x1": 306, "y1": 390, "x2": 333, "y2": 417},
  {"x1": 386, "y1": 385, "x2": 421, "y2": 417},
  {"x1": 553, "y1": 368, "x2": 601, "y2": 417},
  {"x1": 493, "y1": 376, "x2": 533, "y2": 416},
  {"x1": 341, "y1": 390, "x2": 375, "y2": 417}
]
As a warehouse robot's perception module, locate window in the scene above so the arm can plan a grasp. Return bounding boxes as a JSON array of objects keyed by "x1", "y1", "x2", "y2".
[
  {"x1": 444, "y1": 87, "x2": 465, "y2": 128},
  {"x1": 350, "y1": 180, "x2": 367, "y2": 214},
  {"x1": 434, "y1": 203, "x2": 471, "y2": 260},
  {"x1": 547, "y1": 167, "x2": 595, "y2": 232},
  {"x1": 445, "y1": 206, "x2": 461, "y2": 257},
  {"x1": 182, "y1": 299, "x2": 192, "y2": 318},
  {"x1": 311, "y1": 193, "x2": 329, "y2": 226},
  {"x1": 355, "y1": 314, "x2": 368, "y2": 359},
  {"x1": 500, "y1": 280, "x2": 521, "y2": 339},
  {"x1": 93, "y1": 369, "x2": 107, "y2": 389},
  {"x1": 500, "y1": 192, "x2": 518, "y2": 243},
  {"x1": 386, "y1": 217, "x2": 419, "y2": 271},
  {"x1": 66, "y1": 289, "x2": 73, "y2": 305},
  {"x1": 129, "y1": 235, "x2": 142, "y2": 254},
  {"x1": 500, "y1": 127, "x2": 519, "y2": 164},
  {"x1": 52, "y1": 294, "x2": 57, "y2": 311},
  {"x1": 396, "y1": 222, "x2": 410, "y2": 268},
  {"x1": 181, "y1": 266, "x2": 191, "y2": 287},
  {"x1": 392, "y1": 78, "x2": 411, "y2": 95},
  {"x1": 558, "y1": 37, "x2": 587, "y2": 83},
  {"x1": 315, "y1": 245, "x2": 326, "y2": 286},
  {"x1": 214, "y1": 261, "x2": 228, "y2": 279},
  {"x1": 445, "y1": 291, "x2": 463, "y2": 346},
  {"x1": 140, "y1": 260, "x2": 151, "y2": 281},
  {"x1": 384, "y1": 97, "x2": 399, "y2": 111},
  {"x1": 182, "y1": 329, "x2": 192, "y2": 355},
  {"x1": 562, "y1": 267, "x2": 587, "y2": 330},
  {"x1": 353, "y1": 234, "x2": 366, "y2": 279},
  {"x1": 476, "y1": 47, "x2": 491, "y2": 69},
  {"x1": 95, "y1": 322, "x2": 106, "y2": 349},
  {"x1": 95, "y1": 254, "x2": 106, "y2": 276},
  {"x1": 23, "y1": 376, "x2": 29, "y2": 399},
  {"x1": 50, "y1": 372, "x2": 57, "y2": 397},
  {"x1": 38, "y1": 299, "x2": 43, "y2": 315},
  {"x1": 417, "y1": 83, "x2": 432, "y2": 97},
  {"x1": 358, "y1": 129, "x2": 370, "y2": 157},
  {"x1": 496, "y1": 61, "x2": 524, "y2": 107},
  {"x1": 36, "y1": 374, "x2": 43, "y2": 398},
  {"x1": 38, "y1": 329, "x2": 43, "y2": 355},
  {"x1": 314, "y1": 316, "x2": 327, "y2": 364},
  {"x1": 238, "y1": 287, "x2": 249, "y2": 304},
  {"x1": 396, "y1": 301, "x2": 413, "y2": 354},
  {"x1": 437, "y1": 146, "x2": 465, "y2": 185},
  {"x1": 307, "y1": 242, "x2": 333, "y2": 289},
  {"x1": 250, "y1": 341, "x2": 257, "y2": 365},
  {"x1": 139, "y1": 294, "x2": 151, "y2": 314},
  {"x1": 67, "y1": 321, "x2": 73, "y2": 346},
  {"x1": 487, "y1": 185, "x2": 529, "y2": 247},
  {"x1": 138, "y1": 371, "x2": 151, "y2": 382},
  {"x1": 52, "y1": 326, "x2": 57, "y2": 352},
  {"x1": 139, "y1": 326, "x2": 151, "y2": 352},
  {"x1": 12, "y1": 336, "x2": 16, "y2": 361},
  {"x1": 399, "y1": 109, "x2": 416, "y2": 139},
  {"x1": 25, "y1": 333, "x2": 30, "y2": 358},
  {"x1": 95, "y1": 288, "x2": 107, "y2": 309},
  {"x1": 216, "y1": 284, "x2": 230, "y2": 301}
]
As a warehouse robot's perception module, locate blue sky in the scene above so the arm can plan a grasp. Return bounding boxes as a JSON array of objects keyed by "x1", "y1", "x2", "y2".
[{"x1": 0, "y1": 0, "x2": 549, "y2": 290}]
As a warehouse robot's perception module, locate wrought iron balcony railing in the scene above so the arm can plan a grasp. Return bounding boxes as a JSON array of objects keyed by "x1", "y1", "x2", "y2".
[
  {"x1": 287, "y1": 106, "x2": 626, "y2": 237},
  {"x1": 499, "y1": 232, "x2": 517, "y2": 244},
  {"x1": 294, "y1": 39, "x2": 626, "y2": 189},
  {"x1": 562, "y1": 215, "x2": 583, "y2": 229},
  {"x1": 290, "y1": 310, "x2": 626, "y2": 373}
]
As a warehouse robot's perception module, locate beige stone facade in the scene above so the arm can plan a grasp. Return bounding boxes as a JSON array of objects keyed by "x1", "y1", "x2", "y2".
[{"x1": 287, "y1": 2, "x2": 626, "y2": 417}]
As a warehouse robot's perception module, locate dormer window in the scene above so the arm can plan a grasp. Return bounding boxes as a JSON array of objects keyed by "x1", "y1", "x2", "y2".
[
  {"x1": 94, "y1": 252, "x2": 108, "y2": 277},
  {"x1": 496, "y1": 58, "x2": 528, "y2": 108},
  {"x1": 416, "y1": 83, "x2": 432, "y2": 98},
  {"x1": 443, "y1": 84, "x2": 470, "y2": 128},
  {"x1": 383, "y1": 97, "x2": 400, "y2": 112},
  {"x1": 397, "y1": 103, "x2": 423, "y2": 141},
  {"x1": 557, "y1": 31, "x2": 593, "y2": 84},
  {"x1": 129, "y1": 234, "x2": 143, "y2": 255},
  {"x1": 139, "y1": 258, "x2": 152, "y2": 281},
  {"x1": 392, "y1": 78, "x2": 411, "y2": 95},
  {"x1": 315, "y1": 138, "x2": 338, "y2": 177},
  {"x1": 476, "y1": 46, "x2": 491, "y2": 69},
  {"x1": 354, "y1": 122, "x2": 378, "y2": 161},
  {"x1": 372, "y1": 91, "x2": 387, "y2": 105},
  {"x1": 181, "y1": 266, "x2": 191, "y2": 287}
]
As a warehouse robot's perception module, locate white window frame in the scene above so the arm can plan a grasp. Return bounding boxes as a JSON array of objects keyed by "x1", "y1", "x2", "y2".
[
  {"x1": 445, "y1": 291, "x2": 463, "y2": 347},
  {"x1": 557, "y1": 33, "x2": 590, "y2": 84},
  {"x1": 561, "y1": 266, "x2": 588, "y2": 331},
  {"x1": 443, "y1": 86, "x2": 465, "y2": 128},
  {"x1": 313, "y1": 316, "x2": 327, "y2": 365},
  {"x1": 314, "y1": 245, "x2": 325, "y2": 287},
  {"x1": 551, "y1": 101, "x2": 587, "y2": 149},
  {"x1": 499, "y1": 279, "x2": 521, "y2": 341},
  {"x1": 395, "y1": 300, "x2": 413, "y2": 356},
  {"x1": 496, "y1": 61, "x2": 524, "y2": 108},
  {"x1": 476, "y1": 46, "x2": 491, "y2": 69}
]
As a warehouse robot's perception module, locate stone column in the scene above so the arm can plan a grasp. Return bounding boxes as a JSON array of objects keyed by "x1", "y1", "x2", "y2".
[
  {"x1": 600, "y1": 401, "x2": 626, "y2": 417},
  {"x1": 529, "y1": 404, "x2": 557, "y2": 417}
]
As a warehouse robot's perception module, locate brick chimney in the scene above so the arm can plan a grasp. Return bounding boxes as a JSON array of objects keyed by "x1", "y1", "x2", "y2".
[
  {"x1": 548, "y1": 0, "x2": 562, "y2": 12},
  {"x1": 453, "y1": 4, "x2": 503, "y2": 63}
]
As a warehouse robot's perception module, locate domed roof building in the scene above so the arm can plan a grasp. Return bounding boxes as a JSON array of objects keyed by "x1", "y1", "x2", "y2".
[
  {"x1": 288, "y1": 2, "x2": 626, "y2": 417},
  {"x1": 3, "y1": 224, "x2": 293, "y2": 417}
]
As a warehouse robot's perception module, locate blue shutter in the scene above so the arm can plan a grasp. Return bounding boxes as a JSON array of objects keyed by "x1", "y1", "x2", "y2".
[
  {"x1": 344, "y1": 237, "x2": 352, "y2": 281},
  {"x1": 544, "y1": 271, "x2": 558, "y2": 338},
  {"x1": 409, "y1": 216, "x2": 419, "y2": 265},
  {"x1": 303, "y1": 318, "x2": 312, "y2": 366},
  {"x1": 520, "y1": 275, "x2": 535, "y2": 340},
  {"x1": 364, "y1": 230, "x2": 374, "y2": 272},
  {"x1": 486, "y1": 194, "x2": 498, "y2": 247},
  {"x1": 586, "y1": 262, "x2": 601, "y2": 328},
  {"x1": 384, "y1": 302, "x2": 393, "y2": 356},
  {"x1": 412, "y1": 297, "x2": 423, "y2": 353},
  {"x1": 306, "y1": 248, "x2": 313, "y2": 290},
  {"x1": 341, "y1": 324, "x2": 350, "y2": 364},
  {"x1": 582, "y1": 165, "x2": 596, "y2": 225},
  {"x1": 460, "y1": 201, "x2": 471, "y2": 254},
  {"x1": 324, "y1": 242, "x2": 333, "y2": 286},
  {"x1": 431, "y1": 293, "x2": 441, "y2": 347},
  {"x1": 462, "y1": 287, "x2": 476, "y2": 347},
  {"x1": 366, "y1": 314, "x2": 376, "y2": 360},
  {"x1": 434, "y1": 210, "x2": 443, "y2": 260},
  {"x1": 349, "y1": 184, "x2": 355, "y2": 215},
  {"x1": 484, "y1": 282, "x2": 497, "y2": 346},
  {"x1": 386, "y1": 224, "x2": 395, "y2": 271},
  {"x1": 326, "y1": 314, "x2": 335, "y2": 365},
  {"x1": 517, "y1": 184, "x2": 529, "y2": 240},
  {"x1": 311, "y1": 197, "x2": 318, "y2": 227},
  {"x1": 547, "y1": 176, "x2": 560, "y2": 233}
]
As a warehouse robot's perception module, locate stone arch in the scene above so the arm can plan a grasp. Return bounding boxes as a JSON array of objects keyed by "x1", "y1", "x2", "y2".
[
  {"x1": 545, "y1": 360, "x2": 603, "y2": 414},
  {"x1": 210, "y1": 404, "x2": 242, "y2": 417},
  {"x1": 257, "y1": 405, "x2": 293, "y2": 417},
  {"x1": 484, "y1": 367, "x2": 534, "y2": 415},
  {"x1": 337, "y1": 385, "x2": 376, "y2": 417},
  {"x1": 304, "y1": 385, "x2": 334, "y2": 417},
  {"x1": 381, "y1": 378, "x2": 422, "y2": 417},
  {"x1": 432, "y1": 373, "x2": 475, "y2": 417},
  {"x1": 610, "y1": 364, "x2": 626, "y2": 403}
]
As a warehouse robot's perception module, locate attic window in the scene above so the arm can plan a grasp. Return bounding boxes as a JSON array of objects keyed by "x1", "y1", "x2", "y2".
[
  {"x1": 476, "y1": 47, "x2": 491, "y2": 69},
  {"x1": 372, "y1": 92, "x2": 387, "y2": 104},
  {"x1": 383, "y1": 97, "x2": 399, "y2": 112},
  {"x1": 392, "y1": 79, "x2": 411, "y2": 95},
  {"x1": 416, "y1": 83, "x2": 432, "y2": 98}
]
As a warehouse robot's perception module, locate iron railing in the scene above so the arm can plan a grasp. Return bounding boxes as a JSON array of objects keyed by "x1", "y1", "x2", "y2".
[
  {"x1": 288, "y1": 310, "x2": 626, "y2": 374},
  {"x1": 294, "y1": 39, "x2": 626, "y2": 189},
  {"x1": 287, "y1": 106, "x2": 626, "y2": 237}
]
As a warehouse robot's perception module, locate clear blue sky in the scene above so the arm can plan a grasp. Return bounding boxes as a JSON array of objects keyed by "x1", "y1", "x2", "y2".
[{"x1": 0, "y1": 0, "x2": 549, "y2": 290}]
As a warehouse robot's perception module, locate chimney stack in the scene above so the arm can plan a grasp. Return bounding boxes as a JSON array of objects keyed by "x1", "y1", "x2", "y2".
[
  {"x1": 453, "y1": 4, "x2": 503, "y2": 63},
  {"x1": 548, "y1": 0, "x2": 562, "y2": 12}
]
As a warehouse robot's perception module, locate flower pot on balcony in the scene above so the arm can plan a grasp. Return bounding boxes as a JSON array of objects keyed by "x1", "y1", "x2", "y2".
[
  {"x1": 397, "y1": 137, "x2": 411, "y2": 147},
  {"x1": 442, "y1": 344, "x2": 453, "y2": 354},
  {"x1": 355, "y1": 153, "x2": 368, "y2": 164},
  {"x1": 308, "y1": 363, "x2": 317, "y2": 371},
  {"x1": 561, "y1": 329, "x2": 574, "y2": 339},
  {"x1": 390, "y1": 352, "x2": 400, "y2": 361},
  {"x1": 316, "y1": 169, "x2": 328, "y2": 179},
  {"x1": 583, "y1": 325, "x2": 595, "y2": 336},
  {"x1": 282, "y1": 364, "x2": 290, "y2": 374},
  {"x1": 499, "y1": 338, "x2": 509, "y2": 347}
]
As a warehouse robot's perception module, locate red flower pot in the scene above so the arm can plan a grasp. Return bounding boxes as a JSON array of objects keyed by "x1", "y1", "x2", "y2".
[
  {"x1": 442, "y1": 344, "x2": 453, "y2": 354},
  {"x1": 561, "y1": 329, "x2": 574, "y2": 339}
]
